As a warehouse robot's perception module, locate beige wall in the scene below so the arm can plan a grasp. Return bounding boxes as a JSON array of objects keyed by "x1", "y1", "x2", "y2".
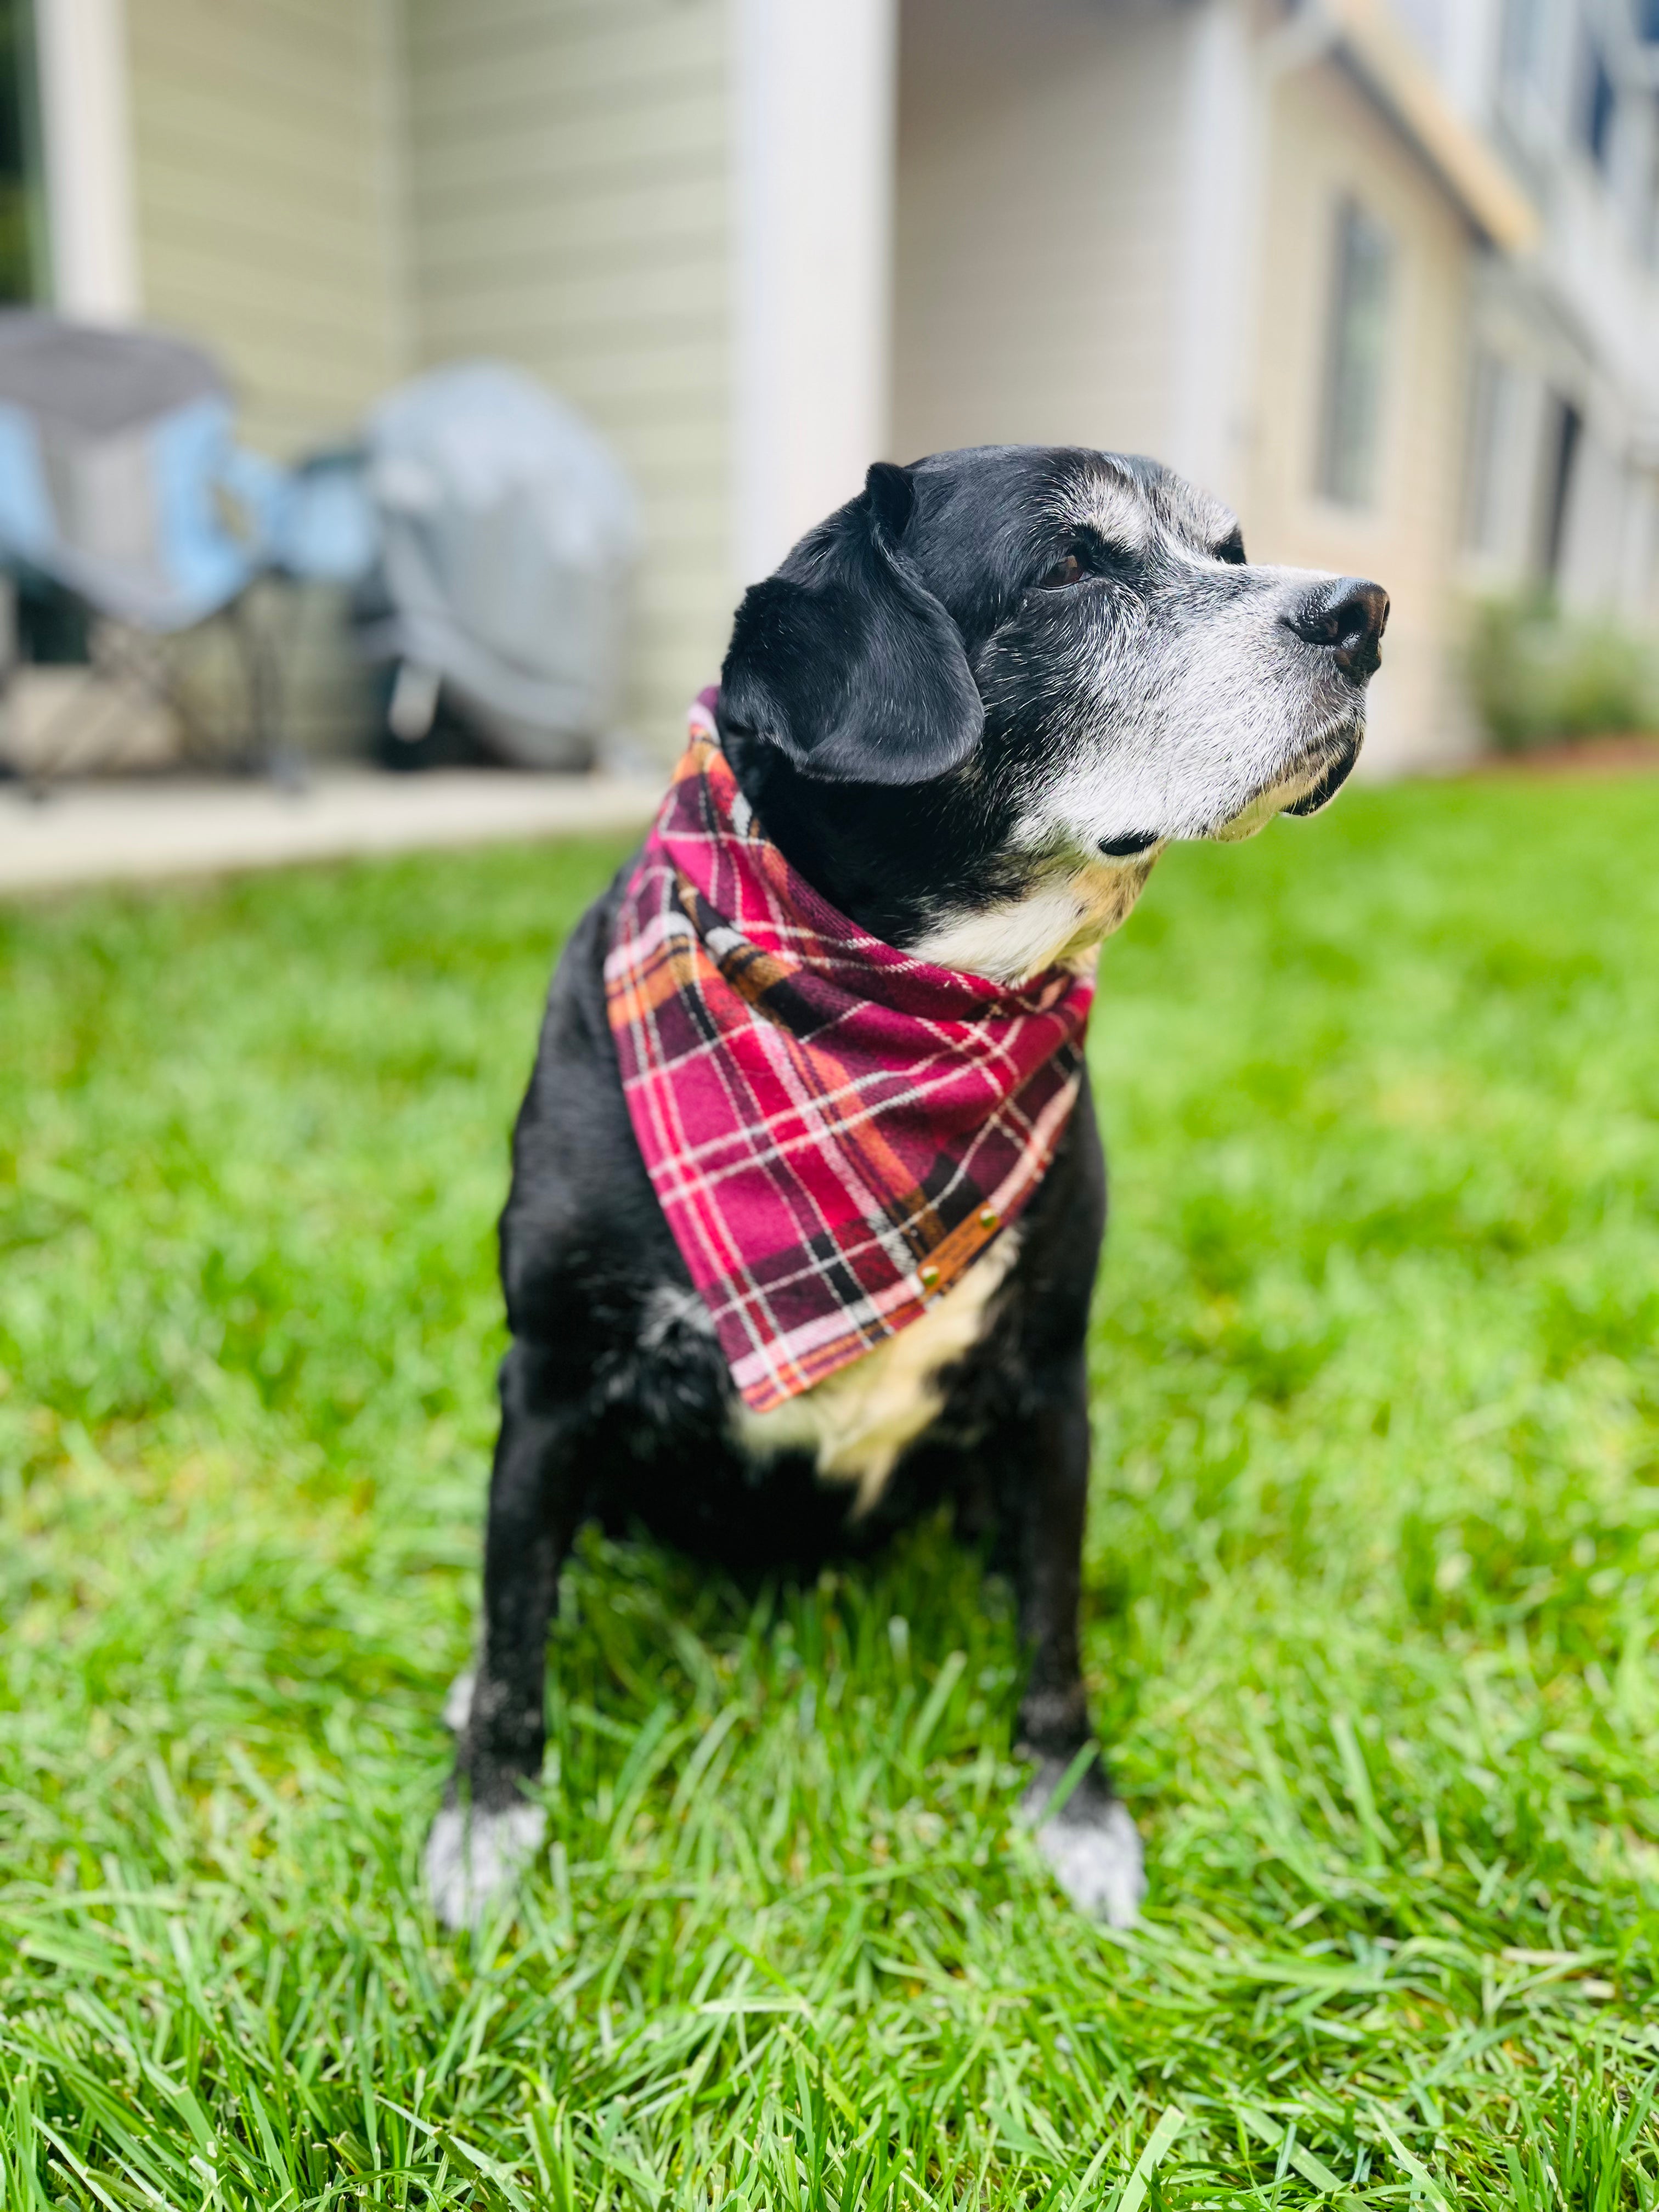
[
  {"x1": 120, "y1": 3, "x2": 1479, "y2": 773},
  {"x1": 127, "y1": 0, "x2": 409, "y2": 458},
  {"x1": 896, "y1": 5, "x2": 1485, "y2": 772},
  {"x1": 892, "y1": 0, "x2": 1189, "y2": 462},
  {"x1": 125, "y1": 0, "x2": 412, "y2": 752},
  {"x1": 1246, "y1": 61, "x2": 1476, "y2": 773},
  {"x1": 404, "y1": 0, "x2": 735, "y2": 755},
  {"x1": 126, "y1": 0, "x2": 738, "y2": 762}
]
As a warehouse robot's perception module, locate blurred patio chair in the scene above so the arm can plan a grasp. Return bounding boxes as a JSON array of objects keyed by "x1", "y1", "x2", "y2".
[{"x1": 0, "y1": 312, "x2": 292, "y2": 787}]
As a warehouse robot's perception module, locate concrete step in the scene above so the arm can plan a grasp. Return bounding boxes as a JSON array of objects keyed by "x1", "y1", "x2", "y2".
[{"x1": 0, "y1": 766, "x2": 663, "y2": 895}]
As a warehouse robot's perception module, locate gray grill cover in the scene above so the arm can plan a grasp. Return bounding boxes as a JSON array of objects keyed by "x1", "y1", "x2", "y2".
[{"x1": 362, "y1": 362, "x2": 641, "y2": 767}]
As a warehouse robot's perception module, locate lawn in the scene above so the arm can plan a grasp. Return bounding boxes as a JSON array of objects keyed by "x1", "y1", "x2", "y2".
[{"x1": 2, "y1": 775, "x2": 1658, "y2": 2209}]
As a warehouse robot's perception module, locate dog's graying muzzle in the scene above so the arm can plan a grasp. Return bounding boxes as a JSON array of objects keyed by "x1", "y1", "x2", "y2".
[
  {"x1": 1283, "y1": 726, "x2": 1363, "y2": 816},
  {"x1": 1284, "y1": 577, "x2": 1390, "y2": 683}
]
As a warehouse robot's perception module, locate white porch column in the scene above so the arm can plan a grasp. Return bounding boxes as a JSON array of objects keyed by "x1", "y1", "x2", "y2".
[
  {"x1": 1165, "y1": 0, "x2": 1266, "y2": 510},
  {"x1": 35, "y1": 0, "x2": 142, "y2": 320},
  {"x1": 731, "y1": 0, "x2": 898, "y2": 582}
]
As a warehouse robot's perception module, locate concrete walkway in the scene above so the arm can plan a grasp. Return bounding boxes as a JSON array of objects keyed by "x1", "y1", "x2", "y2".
[{"x1": 0, "y1": 767, "x2": 664, "y2": 895}]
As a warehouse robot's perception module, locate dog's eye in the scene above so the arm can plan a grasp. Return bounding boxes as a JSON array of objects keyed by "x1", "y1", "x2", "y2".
[
  {"x1": 1214, "y1": 527, "x2": 1246, "y2": 566},
  {"x1": 1039, "y1": 552, "x2": 1086, "y2": 588}
]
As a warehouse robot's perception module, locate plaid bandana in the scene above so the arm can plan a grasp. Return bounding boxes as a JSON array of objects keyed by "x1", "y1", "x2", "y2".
[{"x1": 603, "y1": 691, "x2": 1094, "y2": 1414}]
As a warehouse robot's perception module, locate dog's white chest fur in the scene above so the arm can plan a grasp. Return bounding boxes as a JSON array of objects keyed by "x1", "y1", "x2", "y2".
[{"x1": 730, "y1": 1229, "x2": 1021, "y2": 1515}]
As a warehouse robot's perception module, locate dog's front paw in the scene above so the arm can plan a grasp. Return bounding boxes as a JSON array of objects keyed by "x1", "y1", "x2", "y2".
[
  {"x1": 425, "y1": 1799, "x2": 546, "y2": 1932},
  {"x1": 1020, "y1": 1761, "x2": 1146, "y2": 1928}
]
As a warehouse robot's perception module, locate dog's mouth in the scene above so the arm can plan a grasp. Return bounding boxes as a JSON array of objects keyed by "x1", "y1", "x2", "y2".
[
  {"x1": 1282, "y1": 723, "x2": 1363, "y2": 817},
  {"x1": 1202, "y1": 720, "x2": 1364, "y2": 843}
]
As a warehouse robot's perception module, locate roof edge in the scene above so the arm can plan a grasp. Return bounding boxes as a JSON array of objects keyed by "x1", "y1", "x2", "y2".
[{"x1": 1321, "y1": 0, "x2": 1541, "y2": 253}]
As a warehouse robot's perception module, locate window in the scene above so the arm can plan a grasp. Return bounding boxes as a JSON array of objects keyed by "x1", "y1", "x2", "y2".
[
  {"x1": 1539, "y1": 394, "x2": 1582, "y2": 580},
  {"x1": 0, "y1": 0, "x2": 43, "y2": 302},
  {"x1": 1580, "y1": 37, "x2": 1616, "y2": 168},
  {"x1": 1318, "y1": 199, "x2": 1393, "y2": 510}
]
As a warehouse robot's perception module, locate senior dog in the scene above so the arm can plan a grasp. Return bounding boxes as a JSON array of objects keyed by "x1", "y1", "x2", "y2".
[{"x1": 427, "y1": 444, "x2": 1387, "y2": 1930}]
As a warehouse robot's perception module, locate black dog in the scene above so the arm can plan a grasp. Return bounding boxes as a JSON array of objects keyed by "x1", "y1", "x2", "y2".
[{"x1": 428, "y1": 444, "x2": 1386, "y2": 1928}]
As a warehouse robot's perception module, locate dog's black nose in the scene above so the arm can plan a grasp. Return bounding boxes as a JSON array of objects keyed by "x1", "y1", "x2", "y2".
[{"x1": 1286, "y1": 577, "x2": 1389, "y2": 680}]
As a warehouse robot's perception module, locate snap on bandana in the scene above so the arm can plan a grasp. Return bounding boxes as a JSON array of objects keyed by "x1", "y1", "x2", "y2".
[{"x1": 603, "y1": 690, "x2": 1094, "y2": 1414}]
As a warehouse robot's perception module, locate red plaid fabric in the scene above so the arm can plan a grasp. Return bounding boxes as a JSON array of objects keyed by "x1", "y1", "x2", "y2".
[{"x1": 603, "y1": 692, "x2": 1094, "y2": 1413}]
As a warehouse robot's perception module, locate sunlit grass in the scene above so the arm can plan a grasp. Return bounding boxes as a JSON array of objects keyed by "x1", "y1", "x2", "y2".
[{"x1": 3, "y1": 777, "x2": 1658, "y2": 2205}]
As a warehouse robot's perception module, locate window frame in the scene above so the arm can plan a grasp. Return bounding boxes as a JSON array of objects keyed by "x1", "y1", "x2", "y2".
[{"x1": 1316, "y1": 194, "x2": 1396, "y2": 514}]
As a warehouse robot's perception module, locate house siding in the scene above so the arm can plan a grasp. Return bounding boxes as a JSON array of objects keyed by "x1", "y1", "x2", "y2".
[
  {"x1": 124, "y1": 0, "x2": 411, "y2": 752},
  {"x1": 405, "y1": 0, "x2": 735, "y2": 755},
  {"x1": 126, "y1": 0, "x2": 409, "y2": 457},
  {"x1": 1248, "y1": 60, "x2": 1475, "y2": 774},
  {"x1": 892, "y1": 0, "x2": 1189, "y2": 461}
]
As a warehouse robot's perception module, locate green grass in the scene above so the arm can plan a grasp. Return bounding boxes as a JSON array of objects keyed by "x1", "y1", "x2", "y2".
[{"x1": 3, "y1": 778, "x2": 1658, "y2": 2208}]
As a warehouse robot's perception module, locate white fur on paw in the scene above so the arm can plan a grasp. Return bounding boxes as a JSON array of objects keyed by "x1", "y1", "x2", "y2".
[
  {"x1": 1019, "y1": 1768, "x2": 1146, "y2": 1927},
  {"x1": 442, "y1": 1667, "x2": 475, "y2": 1734},
  {"x1": 424, "y1": 1801, "x2": 546, "y2": 1932},
  {"x1": 1033, "y1": 1799, "x2": 1145, "y2": 1926}
]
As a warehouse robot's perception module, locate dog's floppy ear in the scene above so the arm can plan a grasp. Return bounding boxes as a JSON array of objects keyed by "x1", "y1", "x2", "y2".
[{"x1": 719, "y1": 462, "x2": 984, "y2": 785}]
